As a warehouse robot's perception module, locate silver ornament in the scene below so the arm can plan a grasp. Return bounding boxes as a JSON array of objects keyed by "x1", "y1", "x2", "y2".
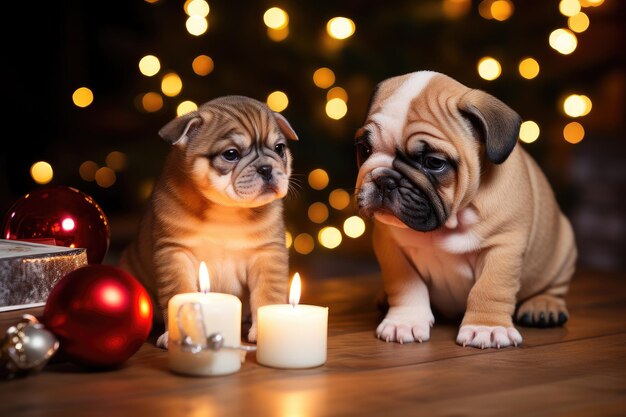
[{"x1": 0, "y1": 314, "x2": 59, "y2": 379}]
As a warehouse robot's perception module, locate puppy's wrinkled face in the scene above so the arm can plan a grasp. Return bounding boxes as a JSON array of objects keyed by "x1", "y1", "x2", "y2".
[
  {"x1": 355, "y1": 72, "x2": 483, "y2": 232},
  {"x1": 161, "y1": 96, "x2": 297, "y2": 208}
]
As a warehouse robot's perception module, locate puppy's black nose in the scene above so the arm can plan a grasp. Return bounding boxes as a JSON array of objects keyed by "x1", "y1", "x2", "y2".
[
  {"x1": 257, "y1": 165, "x2": 273, "y2": 182},
  {"x1": 375, "y1": 176, "x2": 397, "y2": 195}
]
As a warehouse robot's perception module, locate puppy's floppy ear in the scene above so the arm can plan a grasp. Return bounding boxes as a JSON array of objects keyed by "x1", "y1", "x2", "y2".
[
  {"x1": 158, "y1": 111, "x2": 204, "y2": 146},
  {"x1": 459, "y1": 89, "x2": 521, "y2": 164},
  {"x1": 273, "y1": 112, "x2": 298, "y2": 141}
]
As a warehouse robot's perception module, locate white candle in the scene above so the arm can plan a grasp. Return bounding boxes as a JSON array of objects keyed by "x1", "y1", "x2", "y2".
[
  {"x1": 168, "y1": 262, "x2": 242, "y2": 376},
  {"x1": 256, "y1": 273, "x2": 329, "y2": 369}
]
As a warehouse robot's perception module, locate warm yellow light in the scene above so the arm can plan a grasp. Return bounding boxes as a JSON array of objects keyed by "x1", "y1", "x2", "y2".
[
  {"x1": 267, "y1": 26, "x2": 289, "y2": 42},
  {"x1": 198, "y1": 261, "x2": 210, "y2": 292},
  {"x1": 285, "y1": 231, "x2": 293, "y2": 249},
  {"x1": 326, "y1": 98, "x2": 348, "y2": 120},
  {"x1": 313, "y1": 68, "x2": 335, "y2": 89},
  {"x1": 79, "y1": 161, "x2": 99, "y2": 182},
  {"x1": 72, "y1": 87, "x2": 94, "y2": 108},
  {"x1": 161, "y1": 73, "x2": 183, "y2": 97},
  {"x1": 186, "y1": 16, "x2": 208, "y2": 36},
  {"x1": 308, "y1": 202, "x2": 329, "y2": 224},
  {"x1": 563, "y1": 122, "x2": 585, "y2": 144},
  {"x1": 329, "y1": 188, "x2": 351, "y2": 210},
  {"x1": 142, "y1": 92, "x2": 164, "y2": 112},
  {"x1": 289, "y1": 273, "x2": 301, "y2": 306},
  {"x1": 308, "y1": 169, "x2": 329, "y2": 190},
  {"x1": 327, "y1": 86, "x2": 348, "y2": 102},
  {"x1": 192, "y1": 55, "x2": 214, "y2": 76},
  {"x1": 490, "y1": 0, "x2": 514, "y2": 21},
  {"x1": 186, "y1": 0, "x2": 209, "y2": 17},
  {"x1": 343, "y1": 216, "x2": 366, "y2": 238},
  {"x1": 266, "y1": 91, "x2": 289, "y2": 112},
  {"x1": 144, "y1": 0, "x2": 160, "y2": 3},
  {"x1": 580, "y1": 0, "x2": 604, "y2": 6},
  {"x1": 518, "y1": 57, "x2": 540, "y2": 79},
  {"x1": 559, "y1": 0, "x2": 581, "y2": 17},
  {"x1": 95, "y1": 167, "x2": 116, "y2": 188},
  {"x1": 549, "y1": 29, "x2": 578, "y2": 55},
  {"x1": 326, "y1": 17, "x2": 355, "y2": 40},
  {"x1": 30, "y1": 161, "x2": 53, "y2": 185},
  {"x1": 478, "y1": 0, "x2": 494, "y2": 19},
  {"x1": 442, "y1": 0, "x2": 472, "y2": 19},
  {"x1": 263, "y1": 7, "x2": 289, "y2": 29},
  {"x1": 138, "y1": 55, "x2": 160, "y2": 77},
  {"x1": 568, "y1": 12, "x2": 590, "y2": 33},
  {"x1": 563, "y1": 94, "x2": 592, "y2": 117},
  {"x1": 294, "y1": 233, "x2": 314, "y2": 255},
  {"x1": 106, "y1": 151, "x2": 127, "y2": 171},
  {"x1": 318, "y1": 227, "x2": 342, "y2": 249},
  {"x1": 177, "y1": 100, "x2": 198, "y2": 116},
  {"x1": 519, "y1": 121, "x2": 540, "y2": 143},
  {"x1": 477, "y1": 57, "x2": 501, "y2": 81}
]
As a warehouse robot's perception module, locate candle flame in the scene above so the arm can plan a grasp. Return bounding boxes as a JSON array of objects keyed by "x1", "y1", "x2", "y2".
[
  {"x1": 289, "y1": 272, "x2": 301, "y2": 306},
  {"x1": 199, "y1": 261, "x2": 210, "y2": 293}
]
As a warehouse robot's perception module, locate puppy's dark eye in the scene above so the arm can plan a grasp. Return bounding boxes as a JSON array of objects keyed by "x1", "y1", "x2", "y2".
[
  {"x1": 222, "y1": 149, "x2": 240, "y2": 162},
  {"x1": 274, "y1": 143, "x2": 286, "y2": 157},
  {"x1": 423, "y1": 156, "x2": 448, "y2": 172},
  {"x1": 356, "y1": 142, "x2": 372, "y2": 165}
]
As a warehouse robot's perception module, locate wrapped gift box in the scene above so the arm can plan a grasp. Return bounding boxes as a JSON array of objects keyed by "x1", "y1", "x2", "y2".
[{"x1": 0, "y1": 239, "x2": 87, "y2": 311}]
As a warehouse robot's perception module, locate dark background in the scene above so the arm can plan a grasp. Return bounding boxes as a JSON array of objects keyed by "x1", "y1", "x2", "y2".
[{"x1": 1, "y1": 0, "x2": 624, "y2": 276}]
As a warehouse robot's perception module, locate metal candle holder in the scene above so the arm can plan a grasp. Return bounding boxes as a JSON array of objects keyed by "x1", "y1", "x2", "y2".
[{"x1": 175, "y1": 302, "x2": 256, "y2": 354}]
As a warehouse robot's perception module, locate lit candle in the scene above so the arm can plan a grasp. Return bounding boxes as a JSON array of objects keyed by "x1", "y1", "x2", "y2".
[
  {"x1": 256, "y1": 273, "x2": 329, "y2": 369},
  {"x1": 168, "y1": 261, "x2": 242, "y2": 376}
]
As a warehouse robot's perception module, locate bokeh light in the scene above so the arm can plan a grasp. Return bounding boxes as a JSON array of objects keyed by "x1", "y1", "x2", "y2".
[
  {"x1": 267, "y1": 26, "x2": 289, "y2": 42},
  {"x1": 580, "y1": 0, "x2": 604, "y2": 6},
  {"x1": 138, "y1": 55, "x2": 160, "y2": 77},
  {"x1": 490, "y1": 0, "x2": 514, "y2": 21},
  {"x1": 186, "y1": 0, "x2": 210, "y2": 17},
  {"x1": 267, "y1": 91, "x2": 289, "y2": 112},
  {"x1": 308, "y1": 202, "x2": 329, "y2": 224},
  {"x1": 161, "y1": 73, "x2": 183, "y2": 97},
  {"x1": 326, "y1": 98, "x2": 348, "y2": 120},
  {"x1": 478, "y1": 0, "x2": 494, "y2": 19},
  {"x1": 308, "y1": 169, "x2": 329, "y2": 190},
  {"x1": 563, "y1": 122, "x2": 585, "y2": 144},
  {"x1": 519, "y1": 121, "x2": 540, "y2": 143},
  {"x1": 318, "y1": 227, "x2": 342, "y2": 249},
  {"x1": 294, "y1": 233, "x2": 314, "y2": 255},
  {"x1": 142, "y1": 92, "x2": 164, "y2": 112},
  {"x1": 559, "y1": 0, "x2": 581, "y2": 17},
  {"x1": 313, "y1": 68, "x2": 335, "y2": 89},
  {"x1": 177, "y1": 100, "x2": 198, "y2": 116},
  {"x1": 518, "y1": 57, "x2": 540, "y2": 79},
  {"x1": 106, "y1": 151, "x2": 127, "y2": 171},
  {"x1": 79, "y1": 161, "x2": 99, "y2": 181},
  {"x1": 442, "y1": 0, "x2": 472, "y2": 19},
  {"x1": 186, "y1": 15, "x2": 208, "y2": 36},
  {"x1": 263, "y1": 7, "x2": 289, "y2": 29},
  {"x1": 343, "y1": 216, "x2": 366, "y2": 238},
  {"x1": 549, "y1": 28, "x2": 578, "y2": 55},
  {"x1": 327, "y1": 87, "x2": 348, "y2": 102},
  {"x1": 329, "y1": 189, "x2": 351, "y2": 210},
  {"x1": 563, "y1": 94, "x2": 592, "y2": 117},
  {"x1": 568, "y1": 12, "x2": 590, "y2": 33},
  {"x1": 192, "y1": 55, "x2": 214, "y2": 76},
  {"x1": 326, "y1": 17, "x2": 355, "y2": 40},
  {"x1": 30, "y1": 161, "x2": 53, "y2": 185},
  {"x1": 95, "y1": 167, "x2": 116, "y2": 188},
  {"x1": 477, "y1": 57, "x2": 501, "y2": 81},
  {"x1": 72, "y1": 87, "x2": 94, "y2": 108},
  {"x1": 285, "y1": 231, "x2": 293, "y2": 249}
]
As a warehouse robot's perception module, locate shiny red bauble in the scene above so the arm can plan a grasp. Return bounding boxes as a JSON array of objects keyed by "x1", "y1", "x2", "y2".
[
  {"x1": 2, "y1": 185, "x2": 110, "y2": 264},
  {"x1": 43, "y1": 265, "x2": 153, "y2": 368}
]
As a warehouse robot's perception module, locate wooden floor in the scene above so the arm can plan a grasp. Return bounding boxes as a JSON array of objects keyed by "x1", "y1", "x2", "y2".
[{"x1": 1, "y1": 268, "x2": 625, "y2": 417}]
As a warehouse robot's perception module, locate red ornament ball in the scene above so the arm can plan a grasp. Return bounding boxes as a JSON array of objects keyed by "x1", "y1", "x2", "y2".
[
  {"x1": 43, "y1": 265, "x2": 153, "y2": 368},
  {"x1": 2, "y1": 185, "x2": 110, "y2": 263}
]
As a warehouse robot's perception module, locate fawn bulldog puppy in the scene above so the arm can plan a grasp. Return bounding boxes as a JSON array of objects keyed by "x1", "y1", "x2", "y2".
[
  {"x1": 120, "y1": 96, "x2": 298, "y2": 348},
  {"x1": 355, "y1": 71, "x2": 577, "y2": 349}
]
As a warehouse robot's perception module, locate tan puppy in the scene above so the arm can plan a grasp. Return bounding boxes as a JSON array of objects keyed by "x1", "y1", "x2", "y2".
[
  {"x1": 355, "y1": 71, "x2": 577, "y2": 349},
  {"x1": 120, "y1": 96, "x2": 297, "y2": 348}
]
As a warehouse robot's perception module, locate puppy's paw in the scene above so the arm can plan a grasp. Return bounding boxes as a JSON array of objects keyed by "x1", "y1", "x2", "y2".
[
  {"x1": 247, "y1": 323, "x2": 257, "y2": 343},
  {"x1": 376, "y1": 307, "x2": 434, "y2": 344},
  {"x1": 516, "y1": 294, "x2": 569, "y2": 328},
  {"x1": 456, "y1": 325, "x2": 522, "y2": 349},
  {"x1": 156, "y1": 331, "x2": 169, "y2": 350}
]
